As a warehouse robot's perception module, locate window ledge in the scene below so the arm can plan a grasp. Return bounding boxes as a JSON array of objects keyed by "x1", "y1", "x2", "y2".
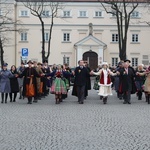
[
  {"x1": 19, "y1": 41, "x2": 29, "y2": 43},
  {"x1": 78, "y1": 17, "x2": 88, "y2": 18},
  {"x1": 62, "y1": 16, "x2": 72, "y2": 18},
  {"x1": 130, "y1": 42, "x2": 140, "y2": 44},
  {"x1": 93, "y1": 17, "x2": 104, "y2": 18},
  {"x1": 62, "y1": 41, "x2": 71, "y2": 43},
  {"x1": 110, "y1": 42, "x2": 118, "y2": 44},
  {"x1": 19, "y1": 16, "x2": 30, "y2": 18},
  {"x1": 40, "y1": 41, "x2": 49, "y2": 43},
  {"x1": 131, "y1": 17, "x2": 141, "y2": 19}
]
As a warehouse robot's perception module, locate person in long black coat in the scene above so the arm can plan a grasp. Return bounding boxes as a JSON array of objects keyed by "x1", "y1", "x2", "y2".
[
  {"x1": 18, "y1": 60, "x2": 42, "y2": 104},
  {"x1": 72, "y1": 60, "x2": 90, "y2": 104},
  {"x1": 117, "y1": 62, "x2": 136, "y2": 104},
  {"x1": 9, "y1": 65, "x2": 19, "y2": 102},
  {"x1": 84, "y1": 62, "x2": 91, "y2": 99}
]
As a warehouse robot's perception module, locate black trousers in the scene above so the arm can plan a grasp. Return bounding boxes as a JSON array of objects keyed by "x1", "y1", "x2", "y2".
[
  {"x1": 124, "y1": 91, "x2": 131, "y2": 103},
  {"x1": 77, "y1": 85, "x2": 85, "y2": 103}
]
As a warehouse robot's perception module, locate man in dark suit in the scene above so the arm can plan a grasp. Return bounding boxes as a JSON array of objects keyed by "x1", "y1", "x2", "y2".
[
  {"x1": 117, "y1": 61, "x2": 135, "y2": 104},
  {"x1": 72, "y1": 60, "x2": 90, "y2": 104}
]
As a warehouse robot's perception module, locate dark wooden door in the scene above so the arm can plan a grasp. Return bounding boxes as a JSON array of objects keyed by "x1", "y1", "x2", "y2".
[{"x1": 83, "y1": 51, "x2": 98, "y2": 70}]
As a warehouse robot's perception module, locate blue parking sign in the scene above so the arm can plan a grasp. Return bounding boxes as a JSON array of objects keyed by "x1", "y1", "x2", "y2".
[{"x1": 22, "y1": 48, "x2": 28, "y2": 57}]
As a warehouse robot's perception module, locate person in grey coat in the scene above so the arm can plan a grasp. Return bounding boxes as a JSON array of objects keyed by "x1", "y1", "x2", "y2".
[{"x1": 0, "y1": 63, "x2": 14, "y2": 103}]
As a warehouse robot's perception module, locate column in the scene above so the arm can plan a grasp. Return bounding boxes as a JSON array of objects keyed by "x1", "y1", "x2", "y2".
[{"x1": 98, "y1": 48, "x2": 103, "y2": 65}]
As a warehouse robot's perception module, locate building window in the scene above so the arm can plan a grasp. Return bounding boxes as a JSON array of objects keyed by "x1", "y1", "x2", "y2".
[
  {"x1": 63, "y1": 11, "x2": 71, "y2": 17},
  {"x1": 112, "y1": 58, "x2": 118, "y2": 67},
  {"x1": 131, "y1": 11, "x2": 140, "y2": 18},
  {"x1": 21, "y1": 32, "x2": 27, "y2": 41},
  {"x1": 112, "y1": 34, "x2": 118, "y2": 42},
  {"x1": 63, "y1": 56, "x2": 70, "y2": 65},
  {"x1": 63, "y1": 33, "x2": 70, "y2": 42},
  {"x1": 0, "y1": 9, "x2": 2, "y2": 16},
  {"x1": 20, "y1": 10, "x2": 29, "y2": 17},
  {"x1": 42, "y1": 10, "x2": 50, "y2": 17},
  {"x1": 95, "y1": 11, "x2": 102, "y2": 17},
  {"x1": 132, "y1": 34, "x2": 139, "y2": 43},
  {"x1": 44, "y1": 33, "x2": 49, "y2": 42},
  {"x1": 132, "y1": 58, "x2": 138, "y2": 67},
  {"x1": 111, "y1": 11, "x2": 116, "y2": 17},
  {"x1": 79, "y1": 11, "x2": 87, "y2": 17},
  {"x1": 142, "y1": 55, "x2": 149, "y2": 65}
]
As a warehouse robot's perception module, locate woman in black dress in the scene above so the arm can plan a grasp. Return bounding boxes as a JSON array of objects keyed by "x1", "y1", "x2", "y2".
[{"x1": 9, "y1": 65, "x2": 19, "y2": 102}]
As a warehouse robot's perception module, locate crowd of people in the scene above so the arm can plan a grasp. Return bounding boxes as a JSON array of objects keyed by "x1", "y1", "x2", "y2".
[{"x1": 0, "y1": 59, "x2": 150, "y2": 105}]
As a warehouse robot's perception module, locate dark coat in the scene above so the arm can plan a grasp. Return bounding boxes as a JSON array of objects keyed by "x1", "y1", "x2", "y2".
[
  {"x1": 85, "y1": 67, "x2": 91, "y2": 90},
  {"x1": 119, "y1": 67, "x2": 136, "y2": 94},
  {"x1": 19, "y1": 67, "x2": 40, "y2": 97},
  {"x1": 72, "y1": 66, "x2": 90, "y2": 96},
  {"x1": 9, "y1": 71, "x2": 19, "y2": 93}
]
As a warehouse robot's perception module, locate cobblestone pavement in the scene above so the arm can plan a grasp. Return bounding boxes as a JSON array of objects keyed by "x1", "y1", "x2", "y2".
[{"x1": 0, "y1": 85, "x2": 150, "y2": 150}]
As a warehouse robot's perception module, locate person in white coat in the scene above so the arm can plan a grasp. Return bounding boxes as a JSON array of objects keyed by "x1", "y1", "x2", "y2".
[{"x1": 91, "y1": 62, "x2": 117, "y2": 104}]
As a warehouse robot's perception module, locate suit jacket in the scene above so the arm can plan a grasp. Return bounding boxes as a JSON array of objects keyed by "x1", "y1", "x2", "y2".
[
  {"x1": 119, "y1": 67, "x2": 136, "y2": 93},
  {"x1": 74, "y1": 66, "x2": 90, "y2": 86}
]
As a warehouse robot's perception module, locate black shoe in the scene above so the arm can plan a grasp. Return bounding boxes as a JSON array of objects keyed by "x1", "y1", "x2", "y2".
[
  {"x1": 13, "y1": 100, "x2": 16, "y2": 102},
  {"x1": 128, "y1": 102, "x2": 131, "y2": 104},
  {"x1": 1, "y1": 101, "x2": 4, "y2": 104},
  {"x1": 10, "y1": 100, "x2": 12, "y2": 102},
  {"x1": 33, "y1": 100, "x2": 37, "y2": 103},
  {"x1": 123, "y1": 101, "x2": 127, "y2": 104},
  {"x1": 79, "y1": 101, "x2": 84, "y2": 104},
  {"x1": 100, "y1": 96, "x2": 103, "y2": 100}
]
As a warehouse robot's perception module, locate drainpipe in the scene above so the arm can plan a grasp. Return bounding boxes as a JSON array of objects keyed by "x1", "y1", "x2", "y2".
[{"x1": 14, "y1": 0, "x2": 17, "y2": 66}]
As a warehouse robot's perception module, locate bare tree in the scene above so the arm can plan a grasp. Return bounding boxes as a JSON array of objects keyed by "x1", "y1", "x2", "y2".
[
  {"x1": 0, "y1": 0, "x2": 21, "y2": 66},
  {"x1": 23, "y1": 0, "x2": 62, "y2": 63},
  {"x1": 99, "y1": 0, "x2": 140, "y2": 60}
]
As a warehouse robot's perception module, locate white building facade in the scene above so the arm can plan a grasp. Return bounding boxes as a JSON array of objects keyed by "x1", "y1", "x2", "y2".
[{"x1": 1, "y1": 0, "x2": 150, "y2": 69}]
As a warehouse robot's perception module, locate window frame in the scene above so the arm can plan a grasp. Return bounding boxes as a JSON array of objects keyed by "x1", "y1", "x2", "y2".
[
  {"x1": 42, "y1": 10, "x2": 50, "y2": 17},
  {"x1": 0, "y1": 9, "x2": 2, "y2": 16},
  {"x1": 21, "y1": 32, "x2": 28, "y2": 41},
  {"x1": 63, "y1": 10, "x2": 71, "y2": 18},
  {"x1": 112, "y1": 57, "x2": 118, "y2": 67},
  {"x1": 132, "y1": 58, "x2": 138, "y2": 67},
  {"x1": 94, "y1": 11, "x2": 103, "y2": 18},
  {"x1": 132, "y1": 34, "x2": 139, "y2": 43},
  {"x1": 63, "y1": 56, "x2": 70, "y2": 65},
  {"x1": 112, "y1": 34, "x2": 118, "y2": 43},
  {"x1": 44, "y1": 32, "x2": 49, "y2": 42},
  {"x1": 63, "y1": 33, "x2": 70, "y2": 42},
  {"x1": 78, "y1": 10, "x2": 88, "y2": 18},
  {"x1": 19, "y1": 10, "x2": 29, "y2": 17},
  {"x1": 131, "y1": 11, "x2": 140, "y2": 18}
]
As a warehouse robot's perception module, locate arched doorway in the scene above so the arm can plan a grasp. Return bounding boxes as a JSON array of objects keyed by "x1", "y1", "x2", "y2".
[{"x1": 83, "y1": 51, "x2": 98, "y2": 70}]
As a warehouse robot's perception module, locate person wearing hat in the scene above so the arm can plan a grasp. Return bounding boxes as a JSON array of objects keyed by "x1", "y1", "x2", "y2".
[
  {"x1": 91, "y1": 62, "x2": 117, "y2": 104},
  {"x1": 17, "y1": 62, "x2": 25, "y2": 99},
  {"x1": 35, "y1": 62, "x2": 44, "y2": 101},
  {"x1": 117, "y1": 62, "x2": 136, "y2": 104},
  {"x1": 0, "y1": 63, "x2": 14, "y2": 103},
  {"x1": 17, "y1": 60, "x2": 44, "y2": 104}
]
